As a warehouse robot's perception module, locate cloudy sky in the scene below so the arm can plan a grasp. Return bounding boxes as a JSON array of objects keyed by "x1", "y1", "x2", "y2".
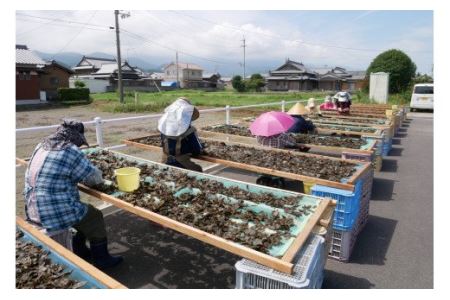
[{"x1": 16, "y1": 10, "x2": 433, "y2": 75}]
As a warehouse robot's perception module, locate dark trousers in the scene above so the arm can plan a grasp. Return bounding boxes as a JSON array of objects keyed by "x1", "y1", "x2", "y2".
[{"x1": 73, "y1": 204, "x2": 107, "y2": 243}]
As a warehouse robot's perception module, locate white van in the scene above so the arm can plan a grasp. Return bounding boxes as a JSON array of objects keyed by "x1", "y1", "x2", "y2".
[{"x1": 410, "y1": 83, "x2": 433, "y2": 111}]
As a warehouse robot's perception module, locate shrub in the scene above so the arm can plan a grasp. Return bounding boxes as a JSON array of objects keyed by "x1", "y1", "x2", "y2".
[
  {"x1": 57, "y1": 88, "x2": 90, "y2": 102},
  {"x1": 74, "y1": 80, "x2": 86, "y2": 88},
  {"x1": 366, "y1": 49, "x2": 417, "y2": 93},
  {"x1": 232, "y1": 75, "x2": 246, "y2": 92}
]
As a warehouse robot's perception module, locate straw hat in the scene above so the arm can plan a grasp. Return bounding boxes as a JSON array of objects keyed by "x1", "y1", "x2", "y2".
[{"x1": 287, "y1": 102, "x2": 308, "y2": 115}]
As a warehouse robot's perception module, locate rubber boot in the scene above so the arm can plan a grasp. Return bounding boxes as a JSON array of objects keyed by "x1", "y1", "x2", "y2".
[
  {"x1": 90, "y1": 239, "x2": 123, "y2": 270},
  {"x1": 72, "y1": 231, "x2": 91, "y2": 261}
]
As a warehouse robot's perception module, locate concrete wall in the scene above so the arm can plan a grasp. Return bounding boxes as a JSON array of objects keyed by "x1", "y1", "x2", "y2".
[
  {"x1": 369, "y1": 72, "x2": 389, "y2": 103},
  {"x1": 69, "y1": 78, "x2": 110, "y2": 93}
]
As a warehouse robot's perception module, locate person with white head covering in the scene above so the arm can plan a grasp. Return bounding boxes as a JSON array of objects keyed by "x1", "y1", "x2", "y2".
[
  {"x1": 306, "y1": 98, "x2": 321, "y2": 115},
  {"x1": 157, "y1": 97, "x2": 203, "y2": 172},
  {"x1": 332, "y1": 91, "x2": 352, "y2": 114}
]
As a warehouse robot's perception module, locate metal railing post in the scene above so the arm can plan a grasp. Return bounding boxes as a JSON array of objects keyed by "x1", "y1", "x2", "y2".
[
  {"x1": 225, "y1": 105, "x2": 231, "y2": 125},
  {"x1": 281, "y1": 100, "x2": 286, "y2": 112},
  {"x1": 94, "y1": 117, "x2": 104, "y2": 147}
]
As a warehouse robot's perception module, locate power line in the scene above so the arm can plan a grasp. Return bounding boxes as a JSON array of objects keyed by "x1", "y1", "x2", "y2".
[
  {"x1": 51, "y1": 11, "x2": 98, "y2": 60},
  {"x1": 16, "y1": 13, "x2": 109, "y2": 29},
  {"x1": 120, "y1": 28, "x2": 230, "y2": 65},
  {"x1": 16, "y1": 16, "x2": 110, "y2": 32},
  {"x1": 169, "y1": 10, "x2": 432, "y2": 54}
]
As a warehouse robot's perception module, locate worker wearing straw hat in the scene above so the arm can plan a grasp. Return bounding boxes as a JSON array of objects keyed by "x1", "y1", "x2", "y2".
[
  {"x1": 286, "y1": 102, "x2": 317, "y2": 135},
  {"x1": 158, "y1": 97, "x2": 203, "y2": 172}
]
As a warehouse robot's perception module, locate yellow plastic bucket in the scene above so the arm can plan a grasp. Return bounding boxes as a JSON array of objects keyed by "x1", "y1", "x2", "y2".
[
  {"x1": 303, "y1": 181, "x2": 314, "y2": 195},
  {"x1": 114, "y1": 167, "x2": 141, "y2": 192},
  {"x1": 392, "y1": 105, "x2": 398, "y2": 110}
]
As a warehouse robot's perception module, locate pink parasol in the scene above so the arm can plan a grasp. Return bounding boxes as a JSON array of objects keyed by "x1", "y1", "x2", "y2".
[{"x1": 249, "y1": 111, "x2": 295, "y2": 137}]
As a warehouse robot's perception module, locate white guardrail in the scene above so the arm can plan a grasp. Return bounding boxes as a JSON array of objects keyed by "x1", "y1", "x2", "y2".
[{"x1": 16, "y1": 99, "x2": 314, "y2": 149}]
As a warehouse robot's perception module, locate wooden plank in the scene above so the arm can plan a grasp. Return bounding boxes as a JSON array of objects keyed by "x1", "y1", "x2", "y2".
[
  {"x1": 281, "y1": 199, "x2": 330, "y2": 262},
  {"x1": 319, "y1": 205, "x2": 335, "y2": 228},
  {"x1": 78, "y1": 184, "x2": 296, "y2": 274},
  {"x1": 347, "y1": 162, "x2": 371, "y2": 184},
  {"x1": 123, "y1": 138, "x2": 357, "y2": 191},
  {"x1": 198, "y1": 129, "x2": 375, "y2": 155},
  {"x1": 16, "y1": 216, "x2": 126, "y2": 289}
]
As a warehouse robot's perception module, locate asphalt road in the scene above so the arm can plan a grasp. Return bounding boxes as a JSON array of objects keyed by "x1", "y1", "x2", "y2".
[
  {"x1": 323, "y1": 112, "x2": 433, "y2": 288},
  {"x1": 100, "y1": 112, "x2": 433, "y2": 288}
]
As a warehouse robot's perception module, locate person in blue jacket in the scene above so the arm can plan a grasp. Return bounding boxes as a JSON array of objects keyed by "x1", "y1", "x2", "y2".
[
  {"x1": 157, "y1": 97, "x2": 203, "y2": 172},
  {"x1": 287, "y1": 102, "x2": 317, "y2": 134}
]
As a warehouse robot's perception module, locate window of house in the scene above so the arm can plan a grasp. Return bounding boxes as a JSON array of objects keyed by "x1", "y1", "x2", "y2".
[
  {"x1": 50, "y1": 77, "x2": 59, "y2": 85},
  {"x1": 192, "y1": 71, "x2": 195, "y2": 76},
  {"x1": 25, "y1": 73, "x2": 31, "y2": 80},
  {"x1": 18, "y1": 72, "x2": 25, "y2": 80}
]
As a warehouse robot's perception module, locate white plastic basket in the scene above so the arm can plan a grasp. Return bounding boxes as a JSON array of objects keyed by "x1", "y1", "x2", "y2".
[{"x1": 235, "y1": 235, "x2": 325, "y2": 289}]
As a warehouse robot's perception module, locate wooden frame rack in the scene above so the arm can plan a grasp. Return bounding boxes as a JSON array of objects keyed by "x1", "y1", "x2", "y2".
[
  {"x1": 16, "y1": 216, "x2": 126, "y2": 289},
  {"x1": 123, "y1": 135, "x2": 371, "y2": 192}
]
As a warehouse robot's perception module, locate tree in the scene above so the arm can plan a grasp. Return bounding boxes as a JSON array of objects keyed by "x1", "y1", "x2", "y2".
[
  {"x1": 366, "y1": 49, "x2": 417, "y2": 93},
  {"x1": 231, "y1": 75, "x2": 246, "y2": 92},
  {"x1": 413, "y1": 73, "x2": 433, "y2": 84},
  {"x1": 245, "y1": 73, "x2": 266, "y2": 92},
  {"x1": 74, "y1": 80, "x2": 86, "y2": 88}
]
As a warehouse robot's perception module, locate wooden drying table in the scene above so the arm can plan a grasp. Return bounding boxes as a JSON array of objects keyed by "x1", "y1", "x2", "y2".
[
  {"x1": 123, "y1": 135, "x2": 372, "y2": 192},
  {"x1": 16, "y1": 153, "x2": 335, "y2": 274}
]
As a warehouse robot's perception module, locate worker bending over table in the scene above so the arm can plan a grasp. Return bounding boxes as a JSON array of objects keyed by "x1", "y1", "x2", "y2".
[
  {"x1": 158, "y1": 97, "x2": 203, "y2": 172},
  {"x1": 287, "y1": 102, "x2": 317, "y2": 134},
  {"x1": 23, "y1": 120, "x2": 123, "y2": 270},
  {"x1": 333, "y1": 91, "x2": 352, "y2": 115}
]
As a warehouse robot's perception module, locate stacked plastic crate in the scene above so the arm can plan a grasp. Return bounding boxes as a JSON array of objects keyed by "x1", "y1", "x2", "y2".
[
  {"x1": 235, "y1": 234, "x2": 327, "y2": 289},
  {"x1": 311, "y1": 167, "x2": 373, "y2": 262}
]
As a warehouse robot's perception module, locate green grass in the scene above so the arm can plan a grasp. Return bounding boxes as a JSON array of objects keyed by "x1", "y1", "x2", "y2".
[{"x1": 90, "y1": 89, "x2": 410, "y2": 113}]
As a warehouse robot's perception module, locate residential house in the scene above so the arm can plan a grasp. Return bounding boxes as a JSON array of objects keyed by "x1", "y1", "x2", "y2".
[
  {"x1": 72, "y1": 60, "x2": 161, "y2": 93},
  {"x1": 314, "y1": 67, "x2": 367, "y2": 91},
  {"x1": 163, "y1": 62, "x2": 203, "y2": 88},
  {"x1": 72, "y1": 56, "x2": 117, "y2": 76},
  {"x1": 266, "y1": 59, "x2": 318, "y2": 91},
  {"x1": 202, "y1": 73, "x2": 224, "y2": 89},
  {"x1": 40, "y1": 60, "x2": 74, "y2": 100},
  {"x1": 16, "y1": 45, "x2": 46, "y2": 100}
]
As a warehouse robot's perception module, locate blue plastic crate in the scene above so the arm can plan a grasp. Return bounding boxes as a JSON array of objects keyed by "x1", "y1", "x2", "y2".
[{"x1": 312, "y1": 180, "x2": 363, "y2": 231}]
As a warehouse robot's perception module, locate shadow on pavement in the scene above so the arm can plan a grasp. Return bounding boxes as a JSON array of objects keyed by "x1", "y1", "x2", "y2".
[
  {"x1": 104, "y1": 210, "x2": 237, "y2": 289},
  {"x1": 395, "y1": 133, "x2": 408, "y2": 138},
  {"x1": 322, "y1": 270, "x2": 375, "y2": 289},
  {"x1": 388, "y1": 147, "x2": 403, "y2": 157},
  {"x1": 398, "y1": 128, "x2": 408, "y2": 133},
  {"x1": 380, "y1": 159, "x2": 398, "y2": 172},
  {"x1": 401, "y1": 123, "x2": 410, "y2": 128},
  {"x1": 349, "y1": 215, "x2": 398, "y2": 266},
  {"x1": 392, "y1": 138, "x2": 402, "y2": 145},
  {"x1": 370, "y1": 178, "x2": 396, "y2": 201}
]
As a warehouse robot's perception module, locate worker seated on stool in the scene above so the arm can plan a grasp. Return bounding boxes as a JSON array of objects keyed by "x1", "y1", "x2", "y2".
[
  {"x1": 158, "y1": 97, "x2": 203, "y2": 172},
  {"x1": 23, "y1": 120, "x2": 122, "y2": 270},
  {"x1": 286, "y1": 102, "x2": 317, "y2": 135},
  {"x1": 333, "y1": 91, "x2": 352, "y2": 115}
]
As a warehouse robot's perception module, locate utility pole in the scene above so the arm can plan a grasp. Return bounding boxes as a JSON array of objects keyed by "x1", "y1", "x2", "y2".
[
  {"x1": 241, "y1": 36, "x2": 246, "y2": 79},
  {"x1": 114, "y1": 10, "x2": 124, "y2": 104},
  {"x1": 176, "y1": 51, "x2": 179, "y2": 88}
]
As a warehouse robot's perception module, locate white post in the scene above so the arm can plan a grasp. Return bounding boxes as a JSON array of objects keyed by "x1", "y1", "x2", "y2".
[
  {"x1": 134, "y1": 92, "x2": 138, "y2": 105},
  {"x1": 281, "y1": 100, "x2": 286, "y2": 112},
  {"x1": 94, "y1": 117, "x2": 104, "y2": 147},
  {"x1": 225, "y1": 105, "x2": 231, "y2": 125}
]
